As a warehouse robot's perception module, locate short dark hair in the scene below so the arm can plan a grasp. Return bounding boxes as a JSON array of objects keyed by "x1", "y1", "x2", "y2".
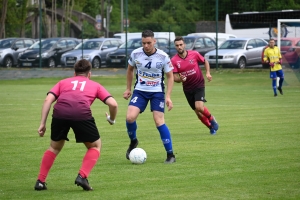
[
  {"x1": 269, "y1": 38, "x2": 275, "y2": 42},
  {"x1": 174, "y1": 36, "x2": 184, "y2": 43},
  {"x1": 142, "y1": 30, "x2": 154, "y2": 38},
  {"x1": 74, "y1": 59, "x2": 91, "y2": 75}
]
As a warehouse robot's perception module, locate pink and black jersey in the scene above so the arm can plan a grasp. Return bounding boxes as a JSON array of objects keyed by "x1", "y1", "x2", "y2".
[
  {"x1": 49, "y1": 76, "x2": 111, "y2": 120},
  {"x1": 171, "y1": 50, "x2": 205, "y2": 91}
]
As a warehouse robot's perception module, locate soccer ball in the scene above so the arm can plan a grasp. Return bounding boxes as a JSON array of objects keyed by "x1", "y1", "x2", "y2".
[{"x1": 129, "y1": 148, "x2": 147, "y2": 164}]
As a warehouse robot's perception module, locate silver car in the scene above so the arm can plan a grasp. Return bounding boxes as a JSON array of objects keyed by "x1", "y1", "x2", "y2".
[
  {"x1": 60, "y1": 38, "x2": 123, "y2": 68},
  {"x1": 204, "y1": 38, "x2": 268, "y2": 68},
  {"x1": 0, "y1": 38, "x2": 35, "y2": 67}
]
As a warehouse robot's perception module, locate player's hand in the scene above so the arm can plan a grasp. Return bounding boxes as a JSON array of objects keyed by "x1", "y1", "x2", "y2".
[
  {"x1": 206, "y1": 73, "x2": 212, "y2": 82},
  {"x1": 105, "y1": 112, "x2": 115, "y2": 125},
  {"x1": 269, "y1": 62, "x2": 275, "y2": 67},
  {"x1": 166, "y1": 98, "x2": 173, "y2": 111},
  {"x1": 123, "y1": 89, "x2": 132, "y2": 100},
  {"x1": 37, "y1": 124, "x2": 46, "y2": 137},
  {"x1": 179, "y1": 73, "x2": 187, "y2": 82},
  {"x1": 278, "y1": 59, "x2": 282, "y2": 64}
]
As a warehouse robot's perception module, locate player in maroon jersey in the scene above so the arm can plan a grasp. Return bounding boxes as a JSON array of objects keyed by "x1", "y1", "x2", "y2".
[
  {"x1": 171, "y1": 36, "x2": 219, "y2": 135},
  {"x1": 34, "y1": 59, "x2": 118, "y2": 191}
]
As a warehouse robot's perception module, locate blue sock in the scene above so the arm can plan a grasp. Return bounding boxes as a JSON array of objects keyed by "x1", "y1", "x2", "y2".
[
  {"x1": 272, "y1": 79, "x2": 277, "y2": 94},
  {"x1": 157, "y1": 124, "x2": 173, "y2": 154},
  {"x1": 126, "y1": 121, "x2": 137, "y2": 140},
  {"x1": 279, "y1": 78, "x2": 284, "y2": 88}
]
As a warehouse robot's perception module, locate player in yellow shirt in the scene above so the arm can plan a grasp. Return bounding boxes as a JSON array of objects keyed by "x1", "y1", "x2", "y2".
[{"x1": 263, "y1": 38, "x2": 284, "y2": 97}]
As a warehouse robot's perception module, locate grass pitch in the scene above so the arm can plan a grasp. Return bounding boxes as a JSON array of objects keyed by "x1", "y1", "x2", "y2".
[{"x1": 0, "y1": 68, "x2": 299, "y2": 200}]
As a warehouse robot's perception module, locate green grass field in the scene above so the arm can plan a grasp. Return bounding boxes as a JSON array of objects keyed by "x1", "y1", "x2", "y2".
[{"x1": 0, "y1": 68, "x2": 299, "y2": 200}]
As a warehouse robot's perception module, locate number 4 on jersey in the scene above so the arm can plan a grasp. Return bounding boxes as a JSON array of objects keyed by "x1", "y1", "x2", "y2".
[{"x1": 145, "y1": 61, "x2": 152, "y2": 69}]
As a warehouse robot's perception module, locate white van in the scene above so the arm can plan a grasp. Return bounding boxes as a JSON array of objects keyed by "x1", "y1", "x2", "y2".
[
  {"x1": 187, "y1": 32, "x2": 237, "y2": 47},
  {"x1": 114, "y1": 32, "x2": 176, "y2": 43}
]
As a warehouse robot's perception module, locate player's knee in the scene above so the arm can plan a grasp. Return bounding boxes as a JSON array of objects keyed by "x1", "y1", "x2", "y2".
[
  {"x1": 195, "y1": 106, "x2": 204, "y2": 113},
  {"x1": 126, "y1": 115, "x2": 136, "y2": 123}
]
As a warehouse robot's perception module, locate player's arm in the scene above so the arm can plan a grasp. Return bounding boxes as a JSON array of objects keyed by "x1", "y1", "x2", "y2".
[
  {"x1": 123, "y1": 64, "x2": 134, "y2": 100},
  {"x1": 277, "y1": 46, "x2": 282, "y2": 64},
  {"x1": 38, "y1": 93, "x2": 56, "y2": 137},
  {"x1": 105, "y1": 97, "x2": 118, "y2": 125},
  {"x1": 165, "y1": 70, "x2": 174, "y2": 111},
  {"x1": 263, "y1": 48, "x2": 269, "y2": 63},
  {"x1": 204, "y1": 60, "x2": 212, "y2": 82},
  {"x1": 173, "y1": 72, "x2": 186, "y2": 83}
]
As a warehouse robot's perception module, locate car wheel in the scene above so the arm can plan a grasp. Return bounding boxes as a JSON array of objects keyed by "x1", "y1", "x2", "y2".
[
  {"x1": 48, "y1": 58, "x2": 56, "y2": 68},
  {"x1": 4, "y1": 56, "x2": 13, "y2": 68},
  {"x1": 92, "y1": 57, "x2": 101, "y2": 68},
  {"x1": 237, "y1": 57, "x2": 246, "y2": 69}
]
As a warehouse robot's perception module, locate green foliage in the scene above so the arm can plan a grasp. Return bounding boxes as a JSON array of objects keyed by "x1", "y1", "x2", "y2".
[
  {"x1": 82, "y1": 0, "x2": 99, "y2": 18},
  {"x1": 0, "y1": 69, "x2": 300, "y2": 199},
  {"x1": 1, "y1": 0, "x2": 300, "y2": 37},
  {"x1": 81, "y1": 21, "x2": 103, "y2": 38}
]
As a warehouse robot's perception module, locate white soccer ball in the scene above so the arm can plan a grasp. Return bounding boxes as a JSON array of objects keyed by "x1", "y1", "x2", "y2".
[{"x1": 129, "y1": 148, "x2": 147, "y2": 164}]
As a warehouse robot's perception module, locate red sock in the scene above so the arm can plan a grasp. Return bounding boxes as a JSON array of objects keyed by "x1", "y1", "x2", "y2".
[
  {"x1": 198, "y1": 115, "x2": 211, "y2": 129},
  {"x1": 79, "y1": 148, "x2": 100, "y2": 178},
  {"x1": 202, "y1": 107, "x2": 213, "y2": 121},
  {"x1": 37, "y1": 150, "x2": 57, "y2": 182}
]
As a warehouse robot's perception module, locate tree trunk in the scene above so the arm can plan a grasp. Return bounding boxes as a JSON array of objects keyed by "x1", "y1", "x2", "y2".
[
  {"x1": 54, "y1": 0, "x2": 57, "y2": 37},
  {"x1": 42, "y1": 0, "x2": 50, "y2": 37},
  {"x1": 0, "y1": 0, "x2": 9, "y2": 38},
  {"x1": 61, "y1": 0, "x2": 65, "y2": 37},
  {"x1": 51, "y1": 0, "x2": 54, "y2": 37}
]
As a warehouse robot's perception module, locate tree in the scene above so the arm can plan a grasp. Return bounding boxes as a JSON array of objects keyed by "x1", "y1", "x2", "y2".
[{"x1": 0, "y1": 0, "x2": 8, "y2": 38}]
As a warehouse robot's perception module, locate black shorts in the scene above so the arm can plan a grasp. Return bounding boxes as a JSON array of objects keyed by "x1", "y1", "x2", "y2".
[
  {"x1": 51, "y1": 117, "x2": 100, "y2": 143},
  {"x1": 184, "y1": 87, "x2": 207, "y2": 110}
]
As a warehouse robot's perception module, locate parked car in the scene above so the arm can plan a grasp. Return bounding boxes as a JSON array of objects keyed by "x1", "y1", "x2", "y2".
[
  {"x1": 183, "y1": 35, "x2": 217, "y2": 56},
  {"x1": 18, "y1": 37, "x2": 79, "y2": 68},
  {"x1": 60, "y1": 38, "x2": 123, "y2": 68},
  {"x1": 0, "y1": 38, "x2": 35, "y2": 67},
  {"x1": 187, "y1": 32, "x2": 237, "y2": 47},
  {"x1": 261, "y1": 37, "x2": 300, "y2": 69},
  {"x1": 163, "y1": 42, "x2": 177, "y2": 58},
  {"x1": 204, "y1": 38, "x2": 268, "y2": 68},
  {"x1": 106, "y1": 37, "x2": 171, "y2": 68}
]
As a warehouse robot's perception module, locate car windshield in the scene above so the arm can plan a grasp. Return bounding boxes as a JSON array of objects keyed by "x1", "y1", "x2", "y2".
[
  {"x1": 29, "y1": 39, "x2": 58, "y2": 50},
  {"x1": 219, "y1": 40, "x2": 246, "y2": 49},
  {"x1": 0, "y1": 39, "x2": 15, "y2": 48},
  {"x1": 119, "y1": 39, "x2": 142, "y2": 49},
  {"x1": 280, "y1": 40, "x2": 292, "y2": 46},
  {"x1": 183, "y1": 38, "x2": 196, "y2": 49},
  {"x1": 75, "y1": 41, "x2": 102, "y2": 50}
]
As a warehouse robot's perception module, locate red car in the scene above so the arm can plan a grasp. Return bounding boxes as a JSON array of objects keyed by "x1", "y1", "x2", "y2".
[{"x1": 262, "y1": 38, "x2": 300, "y2": 69}]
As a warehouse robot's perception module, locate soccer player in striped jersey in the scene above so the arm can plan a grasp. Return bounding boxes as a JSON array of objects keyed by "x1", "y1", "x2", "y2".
[
  {"x1": 171, "y1": 36, "x2": 219, "y2": 135},
  {"x1": 123, "y1": 30, "x2": 176, "y2": 163}
]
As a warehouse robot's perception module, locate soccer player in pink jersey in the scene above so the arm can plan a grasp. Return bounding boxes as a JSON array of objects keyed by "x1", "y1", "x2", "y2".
[
  {"x1": 171, "y1": 36, "x2": 219, "y2": 135},
  {"x1": 34, "y1": 59, "x2": 118, "y2": 191}
]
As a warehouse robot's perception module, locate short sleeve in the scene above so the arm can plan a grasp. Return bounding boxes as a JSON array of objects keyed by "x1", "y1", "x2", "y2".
[
  {"x1": 97, "y1": 84, "x2": 112, "y2": 102},
  {"x1": 196, "y1": 51, "x2": 205, "y2": 63},
  {"x1": 128, "y1": 51, "x2": 135, "y2": 66},
  {"x1": 163, "y1": 55, "x2": 174, "y2": 73}
]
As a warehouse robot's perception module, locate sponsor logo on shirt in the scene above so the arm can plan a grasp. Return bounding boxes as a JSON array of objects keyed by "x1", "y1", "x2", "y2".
[
  {"x1": 138, "y1": 70, "x2": 161, "y2": 79},
  {"x1": 189, "y1": 59, "x2": 194, "y2": 64},
  {"x1": 139, "y1": 79, "x2": 159, "y2": 86},
  {"x1": 156, "y1": 62, "x2": 163, "y2": 69}
]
